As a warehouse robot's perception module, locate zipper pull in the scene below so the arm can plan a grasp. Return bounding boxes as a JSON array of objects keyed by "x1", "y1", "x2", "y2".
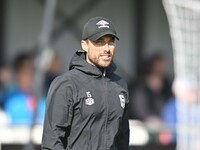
[{"x1": 103, "y1": 69, "x2": 106, "y2": 77}]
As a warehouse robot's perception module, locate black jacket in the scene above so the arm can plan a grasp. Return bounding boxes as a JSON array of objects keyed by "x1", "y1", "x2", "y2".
[{"x1": 42, "y1": 50, "x2": 129, "y2": 150}]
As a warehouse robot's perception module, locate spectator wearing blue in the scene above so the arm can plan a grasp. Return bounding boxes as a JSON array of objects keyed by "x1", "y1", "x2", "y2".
[
  {"x1": 162, "y1": 77, "x2": 200, "y2": 145},
  {"x1": 4, "y1": 52, "x2": 45, "y2": 125},
  {"x1": 0, "y1": 62, "x2": 12, "y2": 109}
]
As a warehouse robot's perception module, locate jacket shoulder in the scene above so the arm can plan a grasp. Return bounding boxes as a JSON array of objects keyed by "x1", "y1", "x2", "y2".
[
  {"x1": 47, "y1": 71, "x2": 76, "y2": 96},
  {"x1": 111, "y1": 73, "x2": 128, "y2": 91}
]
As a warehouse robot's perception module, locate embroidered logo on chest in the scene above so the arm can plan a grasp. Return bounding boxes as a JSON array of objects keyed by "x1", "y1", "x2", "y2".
[
  {"x1": 118, "y1": 94, "x2": 125, "y2": 108},
  {"x1": 85, "y1": 91, "x2": 95, "y2": 106}
]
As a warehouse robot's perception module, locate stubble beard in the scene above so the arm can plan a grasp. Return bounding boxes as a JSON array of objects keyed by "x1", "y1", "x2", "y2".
[{"x1": 88, "y1": 55, "x2": 113, "y2": 68}]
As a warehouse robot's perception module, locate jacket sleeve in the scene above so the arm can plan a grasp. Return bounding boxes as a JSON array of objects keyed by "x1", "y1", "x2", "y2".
[
  {"x1": 41, "y1": 77, "x2": 74, "y2": 150},
  {"x1": 116, "y1": 104, "x2": 130, "y2": 150},
  {"x1": 116, "y1": 79, "x2": 130, "y2": 150}
]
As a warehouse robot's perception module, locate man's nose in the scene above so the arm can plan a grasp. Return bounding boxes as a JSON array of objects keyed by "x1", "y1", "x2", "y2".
[{"x1": 103, "y1": 43, "x2": 110, "y2": 52}]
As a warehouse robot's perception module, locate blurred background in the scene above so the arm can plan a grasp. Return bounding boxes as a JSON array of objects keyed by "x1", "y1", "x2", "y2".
[{"x1": 0, "y1": 0, "x2": 199, "y2": 150}]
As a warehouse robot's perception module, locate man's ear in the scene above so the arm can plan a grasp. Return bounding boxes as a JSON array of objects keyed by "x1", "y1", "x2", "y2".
[{"x1": 81, "y1": 40, "x2": 88, "y2": 52}]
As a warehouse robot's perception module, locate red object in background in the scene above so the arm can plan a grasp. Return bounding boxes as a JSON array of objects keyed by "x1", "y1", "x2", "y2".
[
  {"x1": 159, "y1": 129, "x2": 172, "y2": 145},
  {"x1": 26, "y1": 96, "x2": 36, "y2": 111}
]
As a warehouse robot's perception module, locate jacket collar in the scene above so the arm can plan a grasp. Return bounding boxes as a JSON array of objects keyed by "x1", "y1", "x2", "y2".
[{"x1": 69, "y1": 50, "x2": 116, "y2": 77}]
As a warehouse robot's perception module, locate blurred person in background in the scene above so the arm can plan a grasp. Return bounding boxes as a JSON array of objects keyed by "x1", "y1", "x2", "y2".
[
  {"x1": 162, "y1": 77, "x2": 200, "y2": 124},
  {"x1": 4, "y1": 52, "x2": 45, "y2": 125},
  {"x1": 162, "y1": 77, "x2": 200, "y2": 148},
  {"x1": 43, "y1": 53, "x2": 62, "y2": 96},
  {"x1": 129, "y1": 53, "x2": 172, "y2": 125},
  {"x1": 0, "y1": 62, "x2": 12, "y2": 109},
  {"x1": 0, "y1": 62, "x2": 12, "y2": 125}
]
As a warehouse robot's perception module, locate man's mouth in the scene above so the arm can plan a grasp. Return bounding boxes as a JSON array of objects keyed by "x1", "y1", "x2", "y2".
[{"x1": 100, "y1": 55, "x2": 112, "y2": 61}]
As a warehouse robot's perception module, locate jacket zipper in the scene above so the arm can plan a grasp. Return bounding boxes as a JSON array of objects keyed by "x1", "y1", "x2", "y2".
[{"x1": 103, "y1": 69, "x2": 109, "y2": 150}]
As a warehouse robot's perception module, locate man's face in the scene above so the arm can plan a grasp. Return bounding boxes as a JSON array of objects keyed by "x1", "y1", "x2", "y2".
[{"x1": 81, "y1": 35, "x2": 116, "y2": 68}]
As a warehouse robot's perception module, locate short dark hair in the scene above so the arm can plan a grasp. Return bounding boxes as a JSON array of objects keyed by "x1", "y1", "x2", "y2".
[{"x1": 13, "y1": 53, "x2": 33, "y2": 72}]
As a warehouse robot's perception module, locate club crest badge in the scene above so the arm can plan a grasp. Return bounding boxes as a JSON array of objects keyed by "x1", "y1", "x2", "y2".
[
  {"x1": 85, "y1": 97, "x2": 94, "y2": 106},
  {"x1": 85, "y1": 91, "x2": 94, "y2": 106},
  {"x1": 118, "y1": 94, "x2": 125, "y2": 108}
]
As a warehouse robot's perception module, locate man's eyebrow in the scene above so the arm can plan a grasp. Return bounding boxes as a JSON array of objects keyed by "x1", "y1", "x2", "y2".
[
  {"x1": 95, "y1": 36, "x2": 115, "y2": 41},
  {"x1": 110, "y1": 38, "x2": 115, "y2": 40}
]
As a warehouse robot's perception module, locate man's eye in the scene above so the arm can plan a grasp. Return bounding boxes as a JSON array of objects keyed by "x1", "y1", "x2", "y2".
[
  {"x1": 95, "y1": 40, "x2": 103, "y2": 45},
  {"x1": 108, "y1": 40, "x2": 115, "y2": 45}
]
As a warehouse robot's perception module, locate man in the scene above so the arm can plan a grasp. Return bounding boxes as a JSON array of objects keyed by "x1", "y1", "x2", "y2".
[{"x1": 42, "y1": 16, "x2": 129, "y2": 150}]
